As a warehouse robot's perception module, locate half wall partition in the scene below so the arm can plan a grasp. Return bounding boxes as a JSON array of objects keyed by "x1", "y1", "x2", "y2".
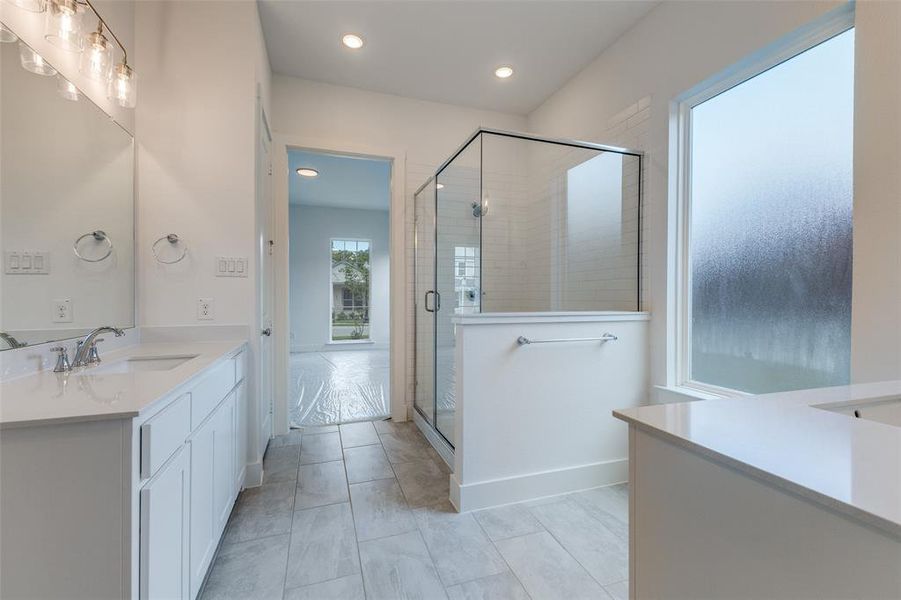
[{"x1": 414, "y1": 129, "x2": 643, "y2": 449}]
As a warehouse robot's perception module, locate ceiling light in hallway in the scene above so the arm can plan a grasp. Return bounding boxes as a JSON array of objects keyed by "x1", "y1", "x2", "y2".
[
  {"x1": 494, "y1": 65, "x2": 513, "y2": 79},
  {"x1": 296, "y1": 168, "x2": 319, "y2": 177},
  {"x1": 341, "y1": 33, "x2": 364, "y2": 49}
]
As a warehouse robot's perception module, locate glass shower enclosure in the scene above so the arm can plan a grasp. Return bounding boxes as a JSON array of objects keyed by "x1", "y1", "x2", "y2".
[{"x1": 414, "y1": 129, "x2": 643, "y2": 448}]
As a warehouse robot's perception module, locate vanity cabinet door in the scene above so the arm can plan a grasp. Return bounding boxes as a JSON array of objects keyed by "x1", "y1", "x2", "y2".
[
  {"x1": 213, "y1": 391, "x2": 237, "y2": 534},
  {"x1": 140, "y1": 446, "x2": 190, "y2": 600},
  {"x1": 234, "y1": 381, "x2": 247, "y2": 494},
  {"x1": 188, "y1": 416, "x2": 216, "y2": 599}
]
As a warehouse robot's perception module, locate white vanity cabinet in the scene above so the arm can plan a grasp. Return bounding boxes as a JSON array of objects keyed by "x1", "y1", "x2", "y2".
[{"x1": 0, "y1": 342, "x2": 249, "y2": 600}]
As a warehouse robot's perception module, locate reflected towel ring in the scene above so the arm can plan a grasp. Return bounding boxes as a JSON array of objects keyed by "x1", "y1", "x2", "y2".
[
  {"x1": 73, "y1": 230, "x2": 113, "y2": 262},
  {"x1": 152, "y1": 233, "x2": 188, "y2": 264}
]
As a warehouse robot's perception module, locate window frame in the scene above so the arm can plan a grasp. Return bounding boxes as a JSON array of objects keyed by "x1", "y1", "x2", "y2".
[
  {"x1": 671, "y1": 5, "x2": 855, "y2": 398},
  {"x1": 329, "y1": 237, "x2": 373, "y2": 343}
]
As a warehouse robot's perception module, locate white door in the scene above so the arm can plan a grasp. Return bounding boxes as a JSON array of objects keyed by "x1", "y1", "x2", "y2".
[
  {"x1": 140, "y1": 447, "x2": 190, "y2": 600},
  {"x1": 257, "y1": 106, "x2": 274, "y2": 452}
]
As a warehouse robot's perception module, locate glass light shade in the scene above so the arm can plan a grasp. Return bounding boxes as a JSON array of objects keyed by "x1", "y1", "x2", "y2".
[
  {"x1": 108, "y1": 62, "x2": 136, "y2": 108},
  {"x1": 56, "y1": 74, "x2": 80, "y2": 101},
  {"x1": 0, "y1": 23, "x2": 19, "y2": 43},
  {"x1": 79, "y1": 29, "x2": 112, "y2": 81},
  {"x1": 3, "y1": 0, "x2": 45, "y2": 12},
  {"x1": 18, "y1": 40, "x2": 56, "y2": 76},
  {"x1": 44, "y1": 0, "x2": 83, "y2": 52}
]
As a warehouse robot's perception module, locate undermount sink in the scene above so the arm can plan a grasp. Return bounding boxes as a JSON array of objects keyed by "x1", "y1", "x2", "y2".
[
  {"x1": 88, "y1": 354, "x2": 200, "y2": 374},
  {"x1": 816, "y1": 397, "x2": 901, "y2": 428}
]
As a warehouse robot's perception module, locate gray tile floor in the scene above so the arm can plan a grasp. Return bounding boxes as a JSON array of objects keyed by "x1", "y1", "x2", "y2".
[{"x1": 200, "y1": 420, "x2": 629, "y2": 600}]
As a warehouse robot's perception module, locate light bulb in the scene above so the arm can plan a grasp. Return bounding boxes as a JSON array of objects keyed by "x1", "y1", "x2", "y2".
[
  {"x1": 56, "y1": 75, "x2": 80, "y2": 101},
  {"x1": 79, "y1": 28, "x2": 112, "y2": 81},
  {"x1": 0, "y1": 23, "x2": 19, "y2": 43},
  {"x1": 44, "y1": 0, "x2": 83, "y2": 52},
  {"x1": 108, "y1": 61, "x2": 136, "y2": 108},
  {"x1": 18, "y1": 40, "x2": 56, "y2": 76},
  {"x1": 494, "y1": 66, "x2": 514, "y2": 79},
  {"x1": 3, "y1": 0, "x2": 45, "y2": 12},
  {"x1": 341, "y1": 34, "x2": 364, "y2": 49}
]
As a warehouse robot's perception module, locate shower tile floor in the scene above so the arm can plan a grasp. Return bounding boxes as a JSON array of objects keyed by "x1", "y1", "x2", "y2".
[
  {"x1": 290, "y1": 350, "x2": 390, "y2": 427},
  {"x1": 200, "y1": 421, "x2": 630, "y2": 600}
]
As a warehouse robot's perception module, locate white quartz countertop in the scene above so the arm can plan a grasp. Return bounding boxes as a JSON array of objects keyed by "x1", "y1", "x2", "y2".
[
  {"x1": 0, "y1": 340, "x2": 246, "y2": 429},
  {"x1": 614, "y1": 381, "x2": 901, "y2": 538}
]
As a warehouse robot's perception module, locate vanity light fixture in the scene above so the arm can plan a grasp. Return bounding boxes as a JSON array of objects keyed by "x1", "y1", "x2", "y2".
[
  {"x1": 44, "y1": 0, "x2": 83, "y2": 52},
  {"x1": 494, "y1": 65, "x2": 514, "y2": 79},
  {"x1": 296, "y1": 168, "x2": 319, "y2": 178},
  {"x1": 341, "y1": 33, "x2": 364, "y2": 49},
  {"x1": 79, "y1": 22, "x2": 112, "y2": 81},
  {"x1": 0, "y1": 23, "x2": 19, "y2": 43},
  {"x1": 5, "y1": 0, "x2": 137, "y2": 107},
  {"x1": 18, "y1": 40, "x2": 56, "y2": 75},
  {"x1": 3, "y1": 0, "x2": 45, "y2": 13},
  {"x1": 56, "y1": 74, "x2": 80, "y2": 101}
]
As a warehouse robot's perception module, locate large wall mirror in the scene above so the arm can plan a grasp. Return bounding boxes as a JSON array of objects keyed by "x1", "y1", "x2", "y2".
[{"x1": 0, "y1": 27, "x2": 135, "y2": 351}]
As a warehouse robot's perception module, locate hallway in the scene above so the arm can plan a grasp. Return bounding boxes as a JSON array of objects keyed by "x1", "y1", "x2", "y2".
[
  {"x1": 290, "y1": 350, "x2": 390, "y2": 427},
  {"x1": 200, "y1": 421, "x2": 629, "y2": 600}
]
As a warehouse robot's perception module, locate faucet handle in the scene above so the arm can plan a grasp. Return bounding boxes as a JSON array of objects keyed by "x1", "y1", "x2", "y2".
[
  {"x1": 50, "y1": 346, "x2": 71, "y2": 373},
  {"x1": 87, "y1": 338, "x2": 105, "y2": 365}
]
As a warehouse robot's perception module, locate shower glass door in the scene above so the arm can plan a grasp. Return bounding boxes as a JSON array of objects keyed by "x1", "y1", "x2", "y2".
[
  {"x1": 414, "y1": 180, "x2": 436, "y2": 426},
  {"x1": 434, "y1": 137, "x2": 481, "y2": 446}
]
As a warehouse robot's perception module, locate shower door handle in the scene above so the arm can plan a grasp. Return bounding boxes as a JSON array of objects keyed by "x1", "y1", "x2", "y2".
[{"x1": 425, "y1": 291, "x2": 441, "y2": 312}]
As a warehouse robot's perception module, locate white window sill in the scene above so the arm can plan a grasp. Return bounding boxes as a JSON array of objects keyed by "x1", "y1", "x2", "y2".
[
  {"x1": 327, "y1": 340, "x2": 375, "y2": 346},
  {"x1": 653, "y1": 384, "x2": 732, "y2": 405}
]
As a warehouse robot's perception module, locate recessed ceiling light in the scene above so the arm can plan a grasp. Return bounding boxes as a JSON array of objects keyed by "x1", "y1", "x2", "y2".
[
  {"x1": 494, "y1": 66, "x2": 514, "y2": 79},
  {"x1": 436, "y1": 183, "x2": 445, "y2": 189},
  {"x1": 296, "y1": 168, "x2": 319, "y2": 177},
  {"x1": 342, "y1": 34, "x2": 364, "y2": 49}
]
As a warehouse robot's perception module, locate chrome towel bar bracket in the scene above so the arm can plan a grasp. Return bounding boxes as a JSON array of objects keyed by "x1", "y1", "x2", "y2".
[{"x1": 516, "y1": 333, "x2": 618, "y2": 346}]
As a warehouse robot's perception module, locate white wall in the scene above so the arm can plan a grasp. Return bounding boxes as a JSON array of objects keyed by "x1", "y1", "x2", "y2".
[
  {"x1": 527, "y1": 0, "x2": 901, "y2": 392},
  {"x1": 289, "y1": 205, "x2": 389, "y2": 351},
  {"x1": 135, "y1": 0, "x2": 272, "y2": 471},
  {"x1": 272, "y1": 76, "x2": 527, "y2": 417},
  {"x1": 452, "y1": 313, "x2": 649, "y2": 511}
]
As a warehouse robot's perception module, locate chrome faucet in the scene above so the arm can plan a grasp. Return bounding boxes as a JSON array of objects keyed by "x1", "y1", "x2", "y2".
[
  {"x1": 72, "y1": 326, "x2": 125, "y2": 368},
  {"x1": 0, "y1": 332, "x2": 26, "y2": 349}
]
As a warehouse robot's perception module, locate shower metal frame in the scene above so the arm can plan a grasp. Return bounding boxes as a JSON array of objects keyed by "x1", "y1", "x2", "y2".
[{"x1": 413, "y1": 128, "x2": 644, "y2": 449}]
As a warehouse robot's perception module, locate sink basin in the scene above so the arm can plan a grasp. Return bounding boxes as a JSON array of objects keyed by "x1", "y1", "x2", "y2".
[
  {"x1": 816, "y1": 397, "x2": 901, "y2": 428},
  {"x1": 88, "y1": 354, "x2": 199, "y2": 374}
]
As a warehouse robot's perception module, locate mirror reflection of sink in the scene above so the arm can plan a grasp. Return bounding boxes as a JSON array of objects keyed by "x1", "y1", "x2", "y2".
[{"x1": 87, "y1": 354, "x2": 199, "y2": 375}]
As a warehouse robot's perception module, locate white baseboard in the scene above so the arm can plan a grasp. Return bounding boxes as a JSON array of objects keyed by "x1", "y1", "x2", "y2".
[
  {"x1": 244, "y1": 461, "x2": 263, "y2": 488},
  {"x1": 453, "y1": 458, "x2": 628, "y2": 512},
  {"x1": 291, "y1": 342, "x2": 388, "y2": 353}
]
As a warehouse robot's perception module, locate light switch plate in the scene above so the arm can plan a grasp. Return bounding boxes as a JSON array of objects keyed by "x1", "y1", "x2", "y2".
[
  {"x1": 197, "y1": 298, "x2": 214, "y2": 321},
  {"x1": 52, "y1": 298, "x2": 72, "y2": 323},
  {"x1": 215, "y1": 256, "x2": 248, "y2": 277},
  {"x1": 5, "y1": 251, "x2": 50, "y2": 275}
]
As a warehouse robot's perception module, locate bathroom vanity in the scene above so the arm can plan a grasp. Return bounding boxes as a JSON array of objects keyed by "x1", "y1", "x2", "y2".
[
  {"x1": 0, "y1": 341, "x2": 247, "y2": 600},
  {"x1": 614, "y1": 381, "x2": 901, "y2": 599}
]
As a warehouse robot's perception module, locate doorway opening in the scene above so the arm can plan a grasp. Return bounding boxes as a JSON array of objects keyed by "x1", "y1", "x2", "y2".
[{"x1": 288, "y1": 150, "x2": 392, "y2": 427}]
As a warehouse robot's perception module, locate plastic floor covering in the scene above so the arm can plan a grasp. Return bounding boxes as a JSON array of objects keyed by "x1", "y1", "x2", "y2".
[{"x1": 289, "y1": 350, "x2": 390, "y2": 427}]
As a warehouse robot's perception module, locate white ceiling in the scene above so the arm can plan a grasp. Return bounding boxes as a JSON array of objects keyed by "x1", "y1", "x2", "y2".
[
  {"x1": 289, "y1": 150, "x2": 391, "y2": 211},
  {"x1": 258, "y1": 1, "x2": 659, "y2": 115}
]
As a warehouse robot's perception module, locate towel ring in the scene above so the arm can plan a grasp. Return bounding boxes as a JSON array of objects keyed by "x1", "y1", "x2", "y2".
[
  {"x1": 73, "y1": 230, "x2": 113, "y2": 262},
  {"x1": 152, "y1": 233, "x2": 188, "y2": 264}
]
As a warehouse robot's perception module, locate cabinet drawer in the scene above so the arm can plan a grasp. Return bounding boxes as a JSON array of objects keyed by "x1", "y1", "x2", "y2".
[
  {"x1": 141, "y1": 394, "x2": 190, "y2": 480},
  {"x1": 191, "y1": 358, "x2": 236, "y2": 430}
]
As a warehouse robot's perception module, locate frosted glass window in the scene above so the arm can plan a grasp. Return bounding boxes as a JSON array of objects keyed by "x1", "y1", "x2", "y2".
[{"x1": 689, "y1": 29, "x2": 854, "y2": 393}]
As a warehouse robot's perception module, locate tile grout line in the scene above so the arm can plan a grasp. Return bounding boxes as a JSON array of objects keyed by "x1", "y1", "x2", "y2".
[
  {"x1": 469, "y1": 507, "x2": 536, "y2": 600},
  {"x1": 341, "y1": 421, "x2": 373, "y2": 600}
]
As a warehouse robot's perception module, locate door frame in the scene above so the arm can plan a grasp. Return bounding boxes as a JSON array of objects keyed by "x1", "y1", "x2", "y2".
[{"x1": 272, "y1": 133, "x2": 407, "y2": 435}]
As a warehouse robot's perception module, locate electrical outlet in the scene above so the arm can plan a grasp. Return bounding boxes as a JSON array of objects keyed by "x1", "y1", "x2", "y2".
[
  {"x1": 197, "y1": 297, "x2": 214, "y2": 321},
  {"x1": 52, "y1": 298, "x2": 72, "y2": 323}
]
